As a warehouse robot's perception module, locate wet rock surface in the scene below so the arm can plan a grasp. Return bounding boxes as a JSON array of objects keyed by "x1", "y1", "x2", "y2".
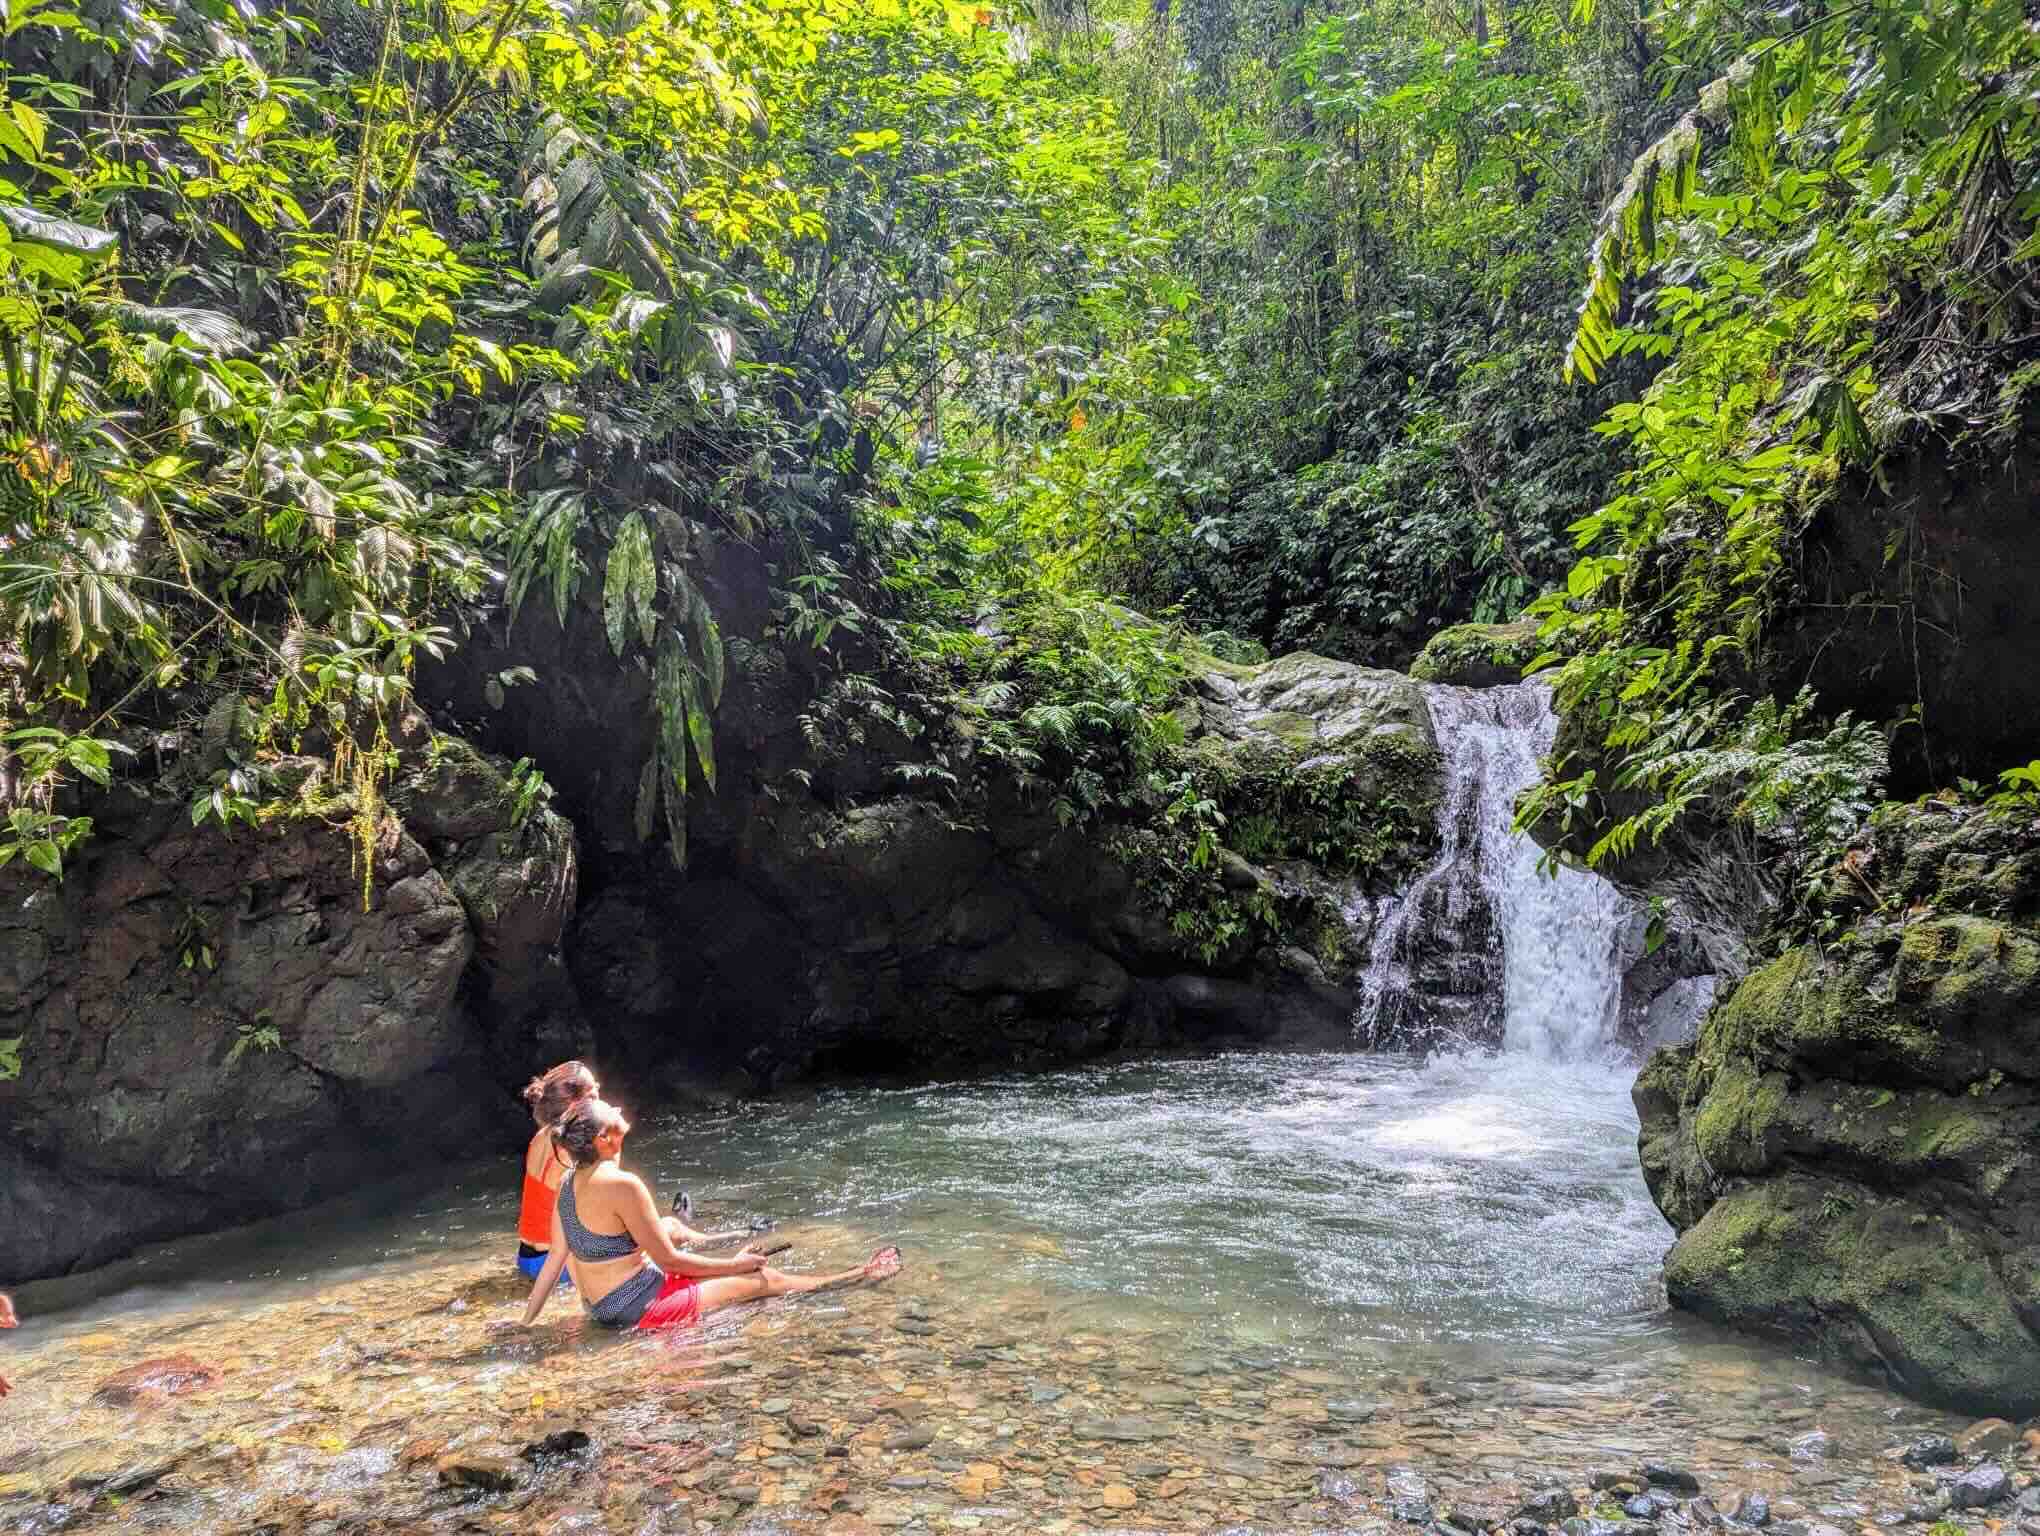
[
  {"x1": 569, "y1": 651, "x2": 1447, "y2": 1091},
  {"x1": 1634, "y1": 803, "x2": 2040, "y2": 1414},
  {"x1": 0, "y1": 728, "x2": 582, "y2": 1286},
  {"x1": 0, "y1": 1221, "x2": 2014, "y2": 1536}
]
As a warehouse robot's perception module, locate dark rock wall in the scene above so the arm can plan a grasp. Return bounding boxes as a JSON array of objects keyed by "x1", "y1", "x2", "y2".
[
  {"x1": 571, "y1": 796, "x2": 1364, "y2": 1093},
  {"x1": 0, "y1": 742, "x2": 582, "y2": 1285},
  {"x1": 1777, "y1": 434, "x2": 2040, "y2": 796}
]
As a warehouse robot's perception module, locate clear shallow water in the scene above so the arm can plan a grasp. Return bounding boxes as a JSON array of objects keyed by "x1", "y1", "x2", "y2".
[
  {"x1": 660, "y1": 1050, "x2": 1671, "y2": 1364},
  {"x1": 1, "y1": 1051, "x2": 1962, "y2": 1532},
  {"x1": 22, "y1": 1049, "x2": 1660, "y2": 1371}
]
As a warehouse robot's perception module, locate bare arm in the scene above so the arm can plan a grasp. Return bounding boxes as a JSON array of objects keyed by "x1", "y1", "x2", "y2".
[
  {"x1": 618, "y1": 1177, "x2": 765, "y2": 1279},
  {"x1": 520, "y1": 1208, "x2": 569, "y2": 1326}
]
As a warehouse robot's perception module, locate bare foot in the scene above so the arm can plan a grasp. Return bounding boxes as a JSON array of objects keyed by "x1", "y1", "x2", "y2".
[{"x1": 863, "y1": 1246, "x2": 903, "y2": 1283}]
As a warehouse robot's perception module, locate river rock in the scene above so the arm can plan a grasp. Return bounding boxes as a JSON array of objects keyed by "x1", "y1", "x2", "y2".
[
  {"x1": 437, "y1": 1453, "x2": 522, "y2": 1492},
  {"x1": 1790, "y1": 1431, "x2": 1832, "y2": 1462},
  {"x1": 520, "y1": 1422, "x2": 591, "y2": 1459},
  {"x1": 882, "y1": 1429, "x2": 934, "y2": 1452},
  {"x1": 1957, "y1": 1419, "x2": 2017, "y2": 1456},
  {"x1": 1516, "y1": 1489, "x2": 1580, "y2": 1522},
  {"x1": 1950, "y1": 1465, "x2": 2011, "y2": 1509},
  {"x1": 1736, "y1": 1492, "x2": 1772, "y2": 1526},
  {"x1": 93, "y1": 1354, "x2": 222, "y2": 1404},
  {"x1": 1317, "y1": 1470, "x2": 1360, "y2": 1500},
  {"x1": 42, "y1": 1439, "x2": 190, "y2": 1495},
  {"x1": 1901, "y1": 1437, "x2": 1958, "y2": 1469},
  {"x1": 1643, "y1": 1466, "x2": 1701, "y2": 1494},
  {"x1": 1073, "y1": 1416, "x2": 1169, "y2": 1442},
  {"x1": 1388, "y1": 1464, "x2": 1434, "y2": 1523},
  {"x1": 1449, "y1": 1501, "x2": 1508, "y2": 1530}
]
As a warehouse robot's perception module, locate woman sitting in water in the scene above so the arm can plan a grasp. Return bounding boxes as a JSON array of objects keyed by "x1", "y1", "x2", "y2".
[
  {"x1": 520, "y1": 1098, "x2": 901, "y2": 1332},
  {"x1": 517, "y1": 1061, "x2": 598, "y2": 1282},
  {"x1": 516, "y1": 1061, "x2": 742, "y2": 1283}
]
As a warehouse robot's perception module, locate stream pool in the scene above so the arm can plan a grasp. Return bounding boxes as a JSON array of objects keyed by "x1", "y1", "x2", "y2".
[{"x1": 0, "y1": 1049, "x2": 1964, "y2": 1534}]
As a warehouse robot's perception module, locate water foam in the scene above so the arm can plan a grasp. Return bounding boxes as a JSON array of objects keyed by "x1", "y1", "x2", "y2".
[{"x1": 1357, "y1": 683, "x2": 1635, "y2": 1061}]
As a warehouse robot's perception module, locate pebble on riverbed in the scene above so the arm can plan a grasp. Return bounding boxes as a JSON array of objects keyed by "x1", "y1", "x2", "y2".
[{"x1": 91, "y1": 1353, "x2": 222, "y2": 1406}]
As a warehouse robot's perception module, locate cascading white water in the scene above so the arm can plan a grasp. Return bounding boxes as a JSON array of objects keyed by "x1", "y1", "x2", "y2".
[{"x1": 1356, "y1": 683, "x2": 1636, "y2": 1059}]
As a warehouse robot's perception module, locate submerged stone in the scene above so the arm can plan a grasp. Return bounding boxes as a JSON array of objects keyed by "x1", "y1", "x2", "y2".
[
  {"x1": 92, "y1": 1353, "x2": 221, "y2": 1405},
  {"x1": 1900, "y1": 1437, "x2": 1957, "y2": 1469},
  {"x1": 436, "y1": 1452, "x2": 521, "y2": 1492},
  {"x1": 1950, "y1": 1465, "x2": 2010, "y2": 1510}
]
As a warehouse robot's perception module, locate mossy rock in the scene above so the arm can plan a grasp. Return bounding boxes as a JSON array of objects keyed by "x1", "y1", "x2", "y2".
[
  {"x1": 1637, "y1": 807, "x2": 2040, "y2": 1415},
  {"x1": 1665, "y1": 1176, "x2": 2040, "y2": 1414},
  {"x1": 1410, "y1": 620, "x2": 1542, "y2": 687}
]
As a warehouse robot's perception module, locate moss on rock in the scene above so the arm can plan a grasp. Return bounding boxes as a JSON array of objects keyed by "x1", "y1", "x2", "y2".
[
  {"x1": 1113, "y1": 651, "x2": 1445, "y2": 969},
  {"x1": 1410, "y1": 620, "x2": 1543, "y2": 687},
  {"x1": 1637, "y1": 804, "x2": 2040, "y2": 1415},
  {"x1": 1665, "y1": 1177, "x2": 2040, "y2": 1414}
]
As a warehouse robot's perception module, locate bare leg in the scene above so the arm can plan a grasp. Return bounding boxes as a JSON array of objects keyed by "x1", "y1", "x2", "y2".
[{"x1": 694, "y1": 1248, "x2": 901, "y2": 1319}]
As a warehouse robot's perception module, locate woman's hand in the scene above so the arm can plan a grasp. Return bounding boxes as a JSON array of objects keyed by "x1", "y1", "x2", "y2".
[{"x1": 734, "y1": 1248, "x2": 769, "y2": 1274}]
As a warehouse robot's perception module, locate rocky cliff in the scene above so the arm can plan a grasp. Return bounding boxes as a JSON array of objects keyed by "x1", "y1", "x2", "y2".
[
  {"x1": 0, "y1": 727, "x2": 583, "y2": 1285},
  {"x1": 1633, "y1": 800, "x2": 2040, "y2": 1413},
  {"x1": 566, "y1": 651, "x2": 1447, "y2": 1090}
]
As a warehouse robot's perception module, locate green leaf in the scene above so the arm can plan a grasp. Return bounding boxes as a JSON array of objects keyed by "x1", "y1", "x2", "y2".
[
  {"x1": 696, "y1": 612, "x2": 725, "y2": 708},
  {"x1": 603, "y1": 512, "x2": 654, "y2": 657},
  {"x1": 24, "y1": 839, "x2": 61, "y2": 877},
  {"x1": 679, "y1": 661, "x2": 716, "y2": 794}
]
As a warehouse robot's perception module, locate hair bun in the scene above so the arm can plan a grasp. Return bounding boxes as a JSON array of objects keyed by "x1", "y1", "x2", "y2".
[{"x1": 520, "y1": 1076, "x2": 546, "y2": 1107}]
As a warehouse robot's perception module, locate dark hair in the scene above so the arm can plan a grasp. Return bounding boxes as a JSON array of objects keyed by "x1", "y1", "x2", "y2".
[
  {"x1": 552, "y1": 1097, "x2": 625, "y2": 1167},
  {"x1": 521, "y1": 1060, "x2": 596, "y2": 1128}
]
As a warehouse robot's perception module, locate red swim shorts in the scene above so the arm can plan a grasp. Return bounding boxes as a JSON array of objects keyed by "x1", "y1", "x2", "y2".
[{"x1": 635, "y1": 1273, "x2": 702, "y2": 1332}]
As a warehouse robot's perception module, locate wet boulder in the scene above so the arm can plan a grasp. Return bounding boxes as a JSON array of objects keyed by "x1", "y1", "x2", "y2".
[
  {"x1": 0, "y1": 727, "x2": 583, "y2": 1286},
  {"x1": 1634, "y1": 803, "x2": 2040, "y2": 1415},
  {"x1": 1950, "y1": 1465, "x2": 2012, "y2": 1510}
]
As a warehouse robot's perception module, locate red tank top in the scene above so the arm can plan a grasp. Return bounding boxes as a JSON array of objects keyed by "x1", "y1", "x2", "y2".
[{"x1": 517, "y1": 1132, "x2": 565, "y2": 1246}]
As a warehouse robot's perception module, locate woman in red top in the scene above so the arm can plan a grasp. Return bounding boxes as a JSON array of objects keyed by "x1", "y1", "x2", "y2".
[
  {"x1": 515, "y1": 1061, "x2": 740, "y2": 1281},
  {"x1": 517, "y1": 1062, "x2": 599, "y2": 1281}
]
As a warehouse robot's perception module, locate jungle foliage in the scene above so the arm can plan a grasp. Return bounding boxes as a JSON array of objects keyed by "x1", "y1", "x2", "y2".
[{"x1": 3, "y1": 0, "x2": 2037, "y2": 942}]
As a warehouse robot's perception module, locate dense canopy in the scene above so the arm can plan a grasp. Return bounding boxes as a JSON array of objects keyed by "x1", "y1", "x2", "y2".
[{"x1": 1, "y1": 0, "x2": 2036, "y2": 975}]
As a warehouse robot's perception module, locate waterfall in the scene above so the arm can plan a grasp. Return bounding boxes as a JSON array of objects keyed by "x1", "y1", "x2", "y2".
[{"x1": 1355, "y1": 683, "x2": 1635, "y2": 1060}]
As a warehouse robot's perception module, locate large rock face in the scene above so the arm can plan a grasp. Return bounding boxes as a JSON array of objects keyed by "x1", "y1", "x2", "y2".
[
  {"x1": 570, "y1": 653, "x2": 1445, "y2": 1088},
  {"x1": 1634, "y1": 802, "x2": 2040, "y2": 1413},
  {"x1": 0, "y1": 737, "x2": 581, "y2": 1285}
]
